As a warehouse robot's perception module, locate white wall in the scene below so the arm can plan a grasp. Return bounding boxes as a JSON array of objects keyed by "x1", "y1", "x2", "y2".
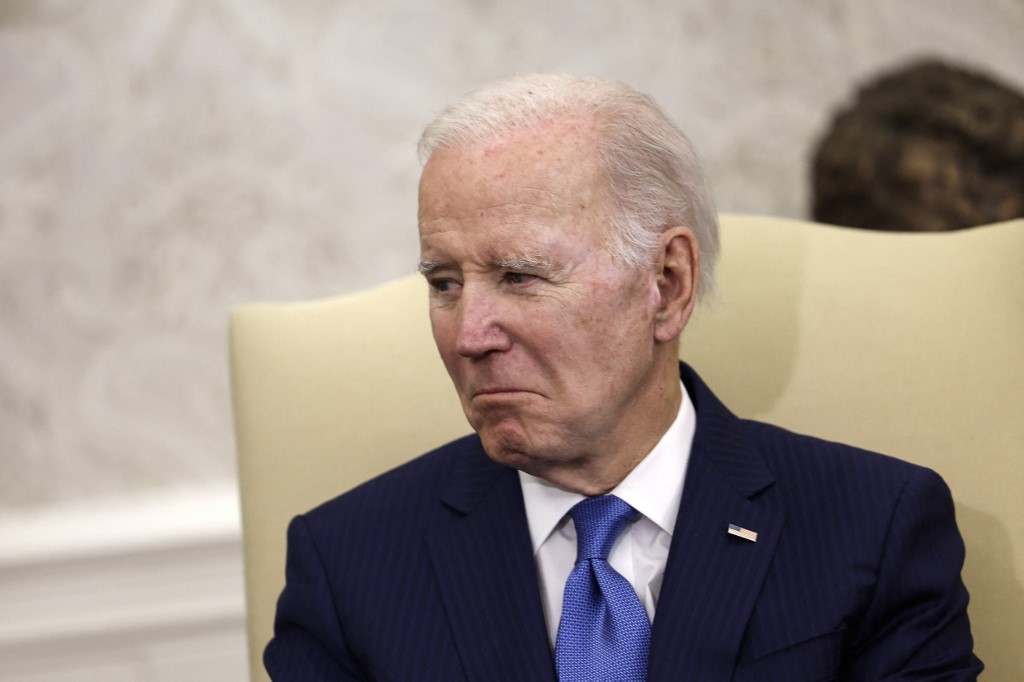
[
  {"x1": 2, "y1": 0, "x2": 1022, "y2": 511},
  {"x1": 0, "y1": 485, "x2": 247, "y2": 680},
  {"x1": 1, "y1": 1, "x2": 1021, "y2": 678}
]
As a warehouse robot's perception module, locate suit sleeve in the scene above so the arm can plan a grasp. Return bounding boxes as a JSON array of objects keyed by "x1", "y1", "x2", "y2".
[
  {"x1": 263, "y1": 515, "x2": 368, "y2": 681},
  {"x1": 844, "y1": 466, "x2": 983, "y2": 680}
]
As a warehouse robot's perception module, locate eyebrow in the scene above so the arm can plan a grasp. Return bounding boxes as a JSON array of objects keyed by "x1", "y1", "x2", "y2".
[
  {"x1": 418, "y1": 254, "x2": 555, "y2": 276},
  {"x1": 494, "y1": 254, "x2": 553, "y2": 271},
  {"x1": 417, "y1": 260, "x2": 442, "y2": 276}
]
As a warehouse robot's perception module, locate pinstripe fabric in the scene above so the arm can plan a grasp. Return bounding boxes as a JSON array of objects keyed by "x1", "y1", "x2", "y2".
[
  {"x1": 265, "y1": 363, "x2": 981, "y2": 680},
  {"x1": 266, "y1": 438, "x2": 554, "y2": 681}
]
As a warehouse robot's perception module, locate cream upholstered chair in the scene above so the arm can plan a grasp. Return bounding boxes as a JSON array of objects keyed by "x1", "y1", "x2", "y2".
[{"x1": 230, "y1": 213, "x2": 1024, "y2": 681}]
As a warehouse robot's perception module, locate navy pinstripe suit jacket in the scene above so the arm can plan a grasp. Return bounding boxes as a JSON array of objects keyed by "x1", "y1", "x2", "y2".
[{"x1": 265, "y1": 363, "x2": 981, "y2": 680}]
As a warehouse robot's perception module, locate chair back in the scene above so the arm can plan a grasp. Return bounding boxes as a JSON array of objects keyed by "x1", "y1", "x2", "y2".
[{"x1": 230, "y1": 214, "x2": 1024, "y2": 680}]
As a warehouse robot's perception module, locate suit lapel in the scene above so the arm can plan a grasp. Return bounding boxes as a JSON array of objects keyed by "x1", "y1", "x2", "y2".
[
  {"x1": 426, "y1": 439, "x2": 556, "y2": 681},
  {"x1": 648, "y1": 365, "x2": 785, "y2": 680},
  {"x1": 423, "y1": 365, "x2": 782, "y2": 681}
]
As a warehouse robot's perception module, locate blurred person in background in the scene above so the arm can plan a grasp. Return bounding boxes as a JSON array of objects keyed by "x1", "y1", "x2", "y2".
[{"x1": 812, "y1": 59, "x2": 1024, "y2": 232}]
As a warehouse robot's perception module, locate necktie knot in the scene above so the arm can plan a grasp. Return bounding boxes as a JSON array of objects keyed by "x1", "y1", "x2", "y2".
[
  {"x1": 569, "y1": 495, "x2": 638, "y2": 562},
  {"x1": 556, "y1": 494, "x2": 649, "y2": 680}
]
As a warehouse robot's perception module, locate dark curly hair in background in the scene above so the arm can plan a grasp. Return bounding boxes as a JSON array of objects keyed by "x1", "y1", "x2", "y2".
[{"x1": 811, "y1": 59, "x2": 1024, "y2": 231}]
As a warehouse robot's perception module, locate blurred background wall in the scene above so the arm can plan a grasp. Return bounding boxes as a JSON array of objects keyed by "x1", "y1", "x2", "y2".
[{"x1": 1, "y1": 1, "x2": 1021, "y2": 679}]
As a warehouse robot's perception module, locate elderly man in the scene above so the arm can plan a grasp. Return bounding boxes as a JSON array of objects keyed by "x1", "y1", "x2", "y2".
[{"x1": 265, "y1": 75, "x2": 981, "y2": 680}]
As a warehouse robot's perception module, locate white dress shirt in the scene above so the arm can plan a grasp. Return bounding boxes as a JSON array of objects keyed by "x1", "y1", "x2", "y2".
[{"x1": 518, "y1": 382, "x2": 696, "y2": 647}]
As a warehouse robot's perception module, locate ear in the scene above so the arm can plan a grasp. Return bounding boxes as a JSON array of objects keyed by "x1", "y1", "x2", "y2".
[{"x1": 652, "y1": 226, "x2": 700, "y2": 344}]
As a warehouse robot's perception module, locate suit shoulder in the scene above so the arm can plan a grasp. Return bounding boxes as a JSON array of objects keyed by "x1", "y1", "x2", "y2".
[{"x1": 740, "y1": 418, "x2": 949, "y2": 503}]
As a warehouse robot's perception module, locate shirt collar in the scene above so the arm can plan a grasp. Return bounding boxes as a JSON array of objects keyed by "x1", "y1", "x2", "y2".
[{"x1": 518, "y1": 380, "x2": 696, "y2": 554}]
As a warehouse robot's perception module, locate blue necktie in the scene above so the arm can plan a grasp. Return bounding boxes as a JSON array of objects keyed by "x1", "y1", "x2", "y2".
[{"x1": 555, "y1": 495, "x2": 651, "y2": 681}]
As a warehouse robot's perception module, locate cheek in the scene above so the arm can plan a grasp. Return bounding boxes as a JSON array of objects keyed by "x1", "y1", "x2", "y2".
[
  {"x1": 580, "y1": 275, "x2": 654, "y2": 333},
  {"x1": 573, "y1": 288, "x2": 656, "y2": 370},
  {"x1": 429, "y1": 312, "x2": 458, "y2": 360}
]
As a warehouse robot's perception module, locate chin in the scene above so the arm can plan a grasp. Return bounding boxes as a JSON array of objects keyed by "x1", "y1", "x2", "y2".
[
  {"x1": 478, "y1": 423, "x2": 537, "y2": 469},
  {"x1": 479, "y1": 428, "x2": 525, "y2": 463},
  {"x1": 478, "y1": 422, "x2": 571, "y2": 476}
]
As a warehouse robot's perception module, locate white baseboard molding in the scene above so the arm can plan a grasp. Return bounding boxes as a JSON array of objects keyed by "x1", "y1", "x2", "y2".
[{"x1": 0, "y1": 483, "x2": 249, "y2": 681}]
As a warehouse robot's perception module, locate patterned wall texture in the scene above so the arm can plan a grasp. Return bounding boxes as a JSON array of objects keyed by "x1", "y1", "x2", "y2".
[{"x1": 2, "y1": 0, "x2": 1022, "y2": 508}]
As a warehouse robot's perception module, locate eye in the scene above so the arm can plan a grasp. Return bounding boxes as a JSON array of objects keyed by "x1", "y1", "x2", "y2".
[
  {"x1": 427, "y1": 277, "x2": 461, "y2": 297},
  {"x1": 505, "y1": 272, "x2": 537, "y2": 285}
]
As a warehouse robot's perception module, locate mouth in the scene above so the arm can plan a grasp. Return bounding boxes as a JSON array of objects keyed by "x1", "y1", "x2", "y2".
[
  {"x1": 473, "y1": 387, "x2": 526, "y2": 397},
  {"x1": 470, "y1": 387, "x2": 538, "y2": 401}
]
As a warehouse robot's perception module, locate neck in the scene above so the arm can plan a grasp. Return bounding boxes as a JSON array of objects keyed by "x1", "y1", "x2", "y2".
[{"x1": 530, "y1": 365, "x2": 682, "y2": 496}]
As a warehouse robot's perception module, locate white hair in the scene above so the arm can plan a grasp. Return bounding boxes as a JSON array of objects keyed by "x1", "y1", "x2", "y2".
[{"x1": 418, "y1": 74, "x2": 719, "y2": 298}]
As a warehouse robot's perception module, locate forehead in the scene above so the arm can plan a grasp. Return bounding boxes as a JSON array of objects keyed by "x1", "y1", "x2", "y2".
[{"x1": 418, "y1": 116, "x2": 607, "y2": 221}]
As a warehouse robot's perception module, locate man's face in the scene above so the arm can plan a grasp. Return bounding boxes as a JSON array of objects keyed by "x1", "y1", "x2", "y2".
[{"x1": 418, "y1": 117, "x2": 673, "y2": 483}]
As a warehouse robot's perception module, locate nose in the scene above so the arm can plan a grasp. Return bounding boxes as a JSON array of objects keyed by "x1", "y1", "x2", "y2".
[{"x1": 454, "y1": 286, "x2": 512, "y2": 358}]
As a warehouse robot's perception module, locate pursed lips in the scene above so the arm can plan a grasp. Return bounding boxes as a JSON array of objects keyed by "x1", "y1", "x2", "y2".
[
  {"x1": 473, "y1": 387, "x2": 527, "y2": 396},
  {"x1": 470, "y1": 386, "x2": 540, "y2": 401}
]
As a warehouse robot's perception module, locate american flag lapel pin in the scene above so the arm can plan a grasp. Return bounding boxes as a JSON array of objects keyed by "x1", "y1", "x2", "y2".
[{"x1": 728, "y1": 523, "x2": 758, "y2": 542}]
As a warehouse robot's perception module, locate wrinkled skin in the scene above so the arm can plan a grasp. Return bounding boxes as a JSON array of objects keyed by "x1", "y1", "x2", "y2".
[{"x1": 418, "y1": 115, "x2": 699, "y2": 494}]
